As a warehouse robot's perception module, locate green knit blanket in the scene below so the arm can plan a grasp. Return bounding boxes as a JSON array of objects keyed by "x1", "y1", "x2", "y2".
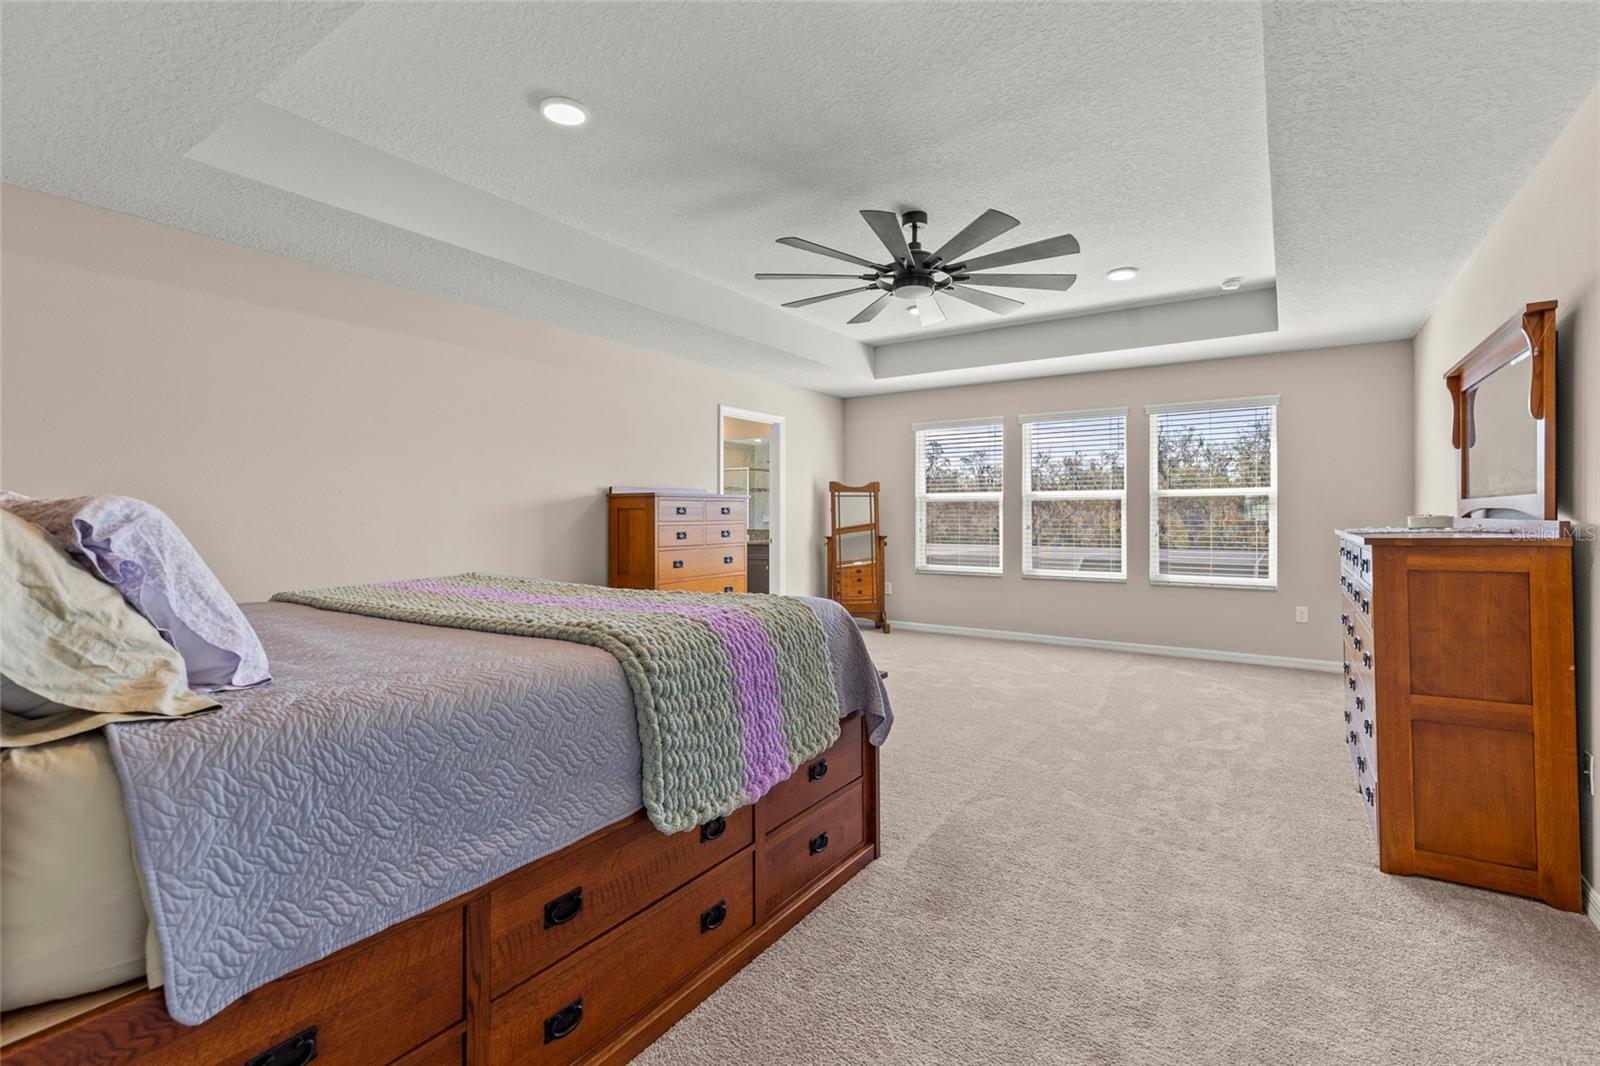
[{"x1": 271, "y1": 574, "x2": 842, "y2": 832}]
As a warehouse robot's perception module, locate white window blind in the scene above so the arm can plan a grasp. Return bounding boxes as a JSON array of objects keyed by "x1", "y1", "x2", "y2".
[
  {"x1": 914, "y1": 419, "x2": 1004, "y2": 575},
  {"x1": 1148, "y1": 397, "x2": 1278, "y2": 587},
  {"x1": 1021, "y1": 409, "x2": 1127, "y2": 580}
]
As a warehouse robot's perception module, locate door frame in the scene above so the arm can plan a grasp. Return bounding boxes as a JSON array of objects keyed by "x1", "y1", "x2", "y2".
[{"x1": 718, "y1": 405, "x2": 785, "y2": 595}]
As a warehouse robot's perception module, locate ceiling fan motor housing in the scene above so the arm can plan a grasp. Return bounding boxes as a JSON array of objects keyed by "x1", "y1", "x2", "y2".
[{"x1": 893, "y1": 273, "x2": 938, "y2": 300}]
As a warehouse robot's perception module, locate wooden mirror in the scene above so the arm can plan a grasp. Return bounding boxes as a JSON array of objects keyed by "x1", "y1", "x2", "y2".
[
  {"x1": 825, "y1": 481, "x2": 888, "y2": 632},
  {"x1": 1445, "y1": 300, "x2": 1558, "y2": 520}
]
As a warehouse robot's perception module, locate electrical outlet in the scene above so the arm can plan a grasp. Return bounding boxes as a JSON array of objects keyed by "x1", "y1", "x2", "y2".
[
  {"x1": 884, "y1": 581, "x2": 893, "y2": 595},
  {"x1": 1295, "y1": 606, "x2": 1309, "y2": 624},
  {"x1": 1583, "y1": 751, "x2": 1595, "y2": 796}
]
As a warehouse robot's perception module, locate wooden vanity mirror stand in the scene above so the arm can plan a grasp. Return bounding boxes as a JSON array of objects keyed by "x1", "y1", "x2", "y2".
[{"x1": 824, "y1": 481, "x2": 888, "y2": 632}]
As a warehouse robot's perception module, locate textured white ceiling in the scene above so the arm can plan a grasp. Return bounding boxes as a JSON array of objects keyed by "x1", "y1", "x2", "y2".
[
  {"x1": 256, "y1": 1, "x2": 1277, "y2": 343},
  {"x1": 2, "y1": 2, "x2": 1597, "y2": 397}
]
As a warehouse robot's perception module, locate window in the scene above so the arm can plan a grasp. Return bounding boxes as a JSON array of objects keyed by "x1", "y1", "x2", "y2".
[
  {"x1": 1021, "y1": 409, "x2": 1127, "y2": 580},
  {"x1": 914, "y1": 418, "x2": 1004, "y2": 575},
  {"x1": 1148, "y1": 397, "x2": 1278, "y2": 587}
]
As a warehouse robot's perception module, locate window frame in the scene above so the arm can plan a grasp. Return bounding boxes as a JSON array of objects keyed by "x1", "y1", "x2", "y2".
[
  {"x1": 1019, "y1": 407, "x2": 1129, "y2": 583},
  {"x1": 1146, "y1": 395, "x2": 1279, "y2": 590},
  {"x1": 913, "y1": 416, "x2": 1006, "y2": 577}
]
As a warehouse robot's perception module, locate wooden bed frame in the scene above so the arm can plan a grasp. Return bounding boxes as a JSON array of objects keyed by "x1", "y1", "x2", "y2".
[{"x1": 5, "y1": 713, "x2": 880, "y2": 1066}]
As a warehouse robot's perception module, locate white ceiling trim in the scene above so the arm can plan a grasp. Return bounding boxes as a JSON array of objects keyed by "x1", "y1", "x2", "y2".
[{"x1": 188, "y1": 100, "x2": 872, "y2": 378}]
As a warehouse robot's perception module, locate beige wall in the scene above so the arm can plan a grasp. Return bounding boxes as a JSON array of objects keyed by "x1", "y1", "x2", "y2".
[
  {"x1": 0, "y1": 186, "x2": 844, "y2": 601},
  {"x1": 843, "y1": 341, "x2": 1414, "y2": 663},
  {"x1": 1411, "y1": 85, "x2": 1599, "y2": 891}
]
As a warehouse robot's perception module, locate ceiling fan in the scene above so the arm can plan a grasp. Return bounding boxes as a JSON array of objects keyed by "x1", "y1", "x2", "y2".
[{"x1": 756, "y1": 208, "x2": 1078, "y2": 326}]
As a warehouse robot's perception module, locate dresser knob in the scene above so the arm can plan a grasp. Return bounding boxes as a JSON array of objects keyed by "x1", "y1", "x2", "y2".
[
  {"x1": 721, "y1": 506, "x2": 731, "y2": 515},
  {"x1": 809, "y1": 831, "x2": 830, "y2": 855},
  {"x1": 700, "y1": 900, "x2": 728, "y2": 933},
  {"x1": 721, "y1": 529, "x2": 731, "y2": 538},
  {"x1": 723, "y1": 555, "x2": 734, "y2": 565},
  {"x1": 544, "y1": 999, "x2": 584, "y2": 1044},
  {"x1": 543, "y1": 886, "x2": 583, "y2": 928},
  {"x1": 676, "y1": 531, "x2": 688, "y2": 540},
  {"x1": 672, "y1": 559, "x2": 684, "y2": 569},
  {"x1": 675, "y1": 506, "x2": 687, "y2": 515},
  {"x1": 700, "y1": 816, "x2": 726, "y2": 842}
]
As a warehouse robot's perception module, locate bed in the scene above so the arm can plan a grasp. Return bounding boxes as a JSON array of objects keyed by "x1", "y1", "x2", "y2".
[{"x1": 3, "y1": 593, "x2": 890, "y2": 1065}]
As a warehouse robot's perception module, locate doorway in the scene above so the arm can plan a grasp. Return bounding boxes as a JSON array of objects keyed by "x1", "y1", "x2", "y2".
[{"x1": 718, "y1": 405, "x2": 783, "y2": 594}]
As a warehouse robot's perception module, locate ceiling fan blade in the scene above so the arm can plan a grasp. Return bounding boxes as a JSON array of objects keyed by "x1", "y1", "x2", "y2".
[
  {"x1": 930, "y1": 208, "x2": 1020, "y2": 265},
  {"x1": 860, "y1": 210, "x2": 913, "y2": 266},
  {"x1": 959, "y1": 273, "x2": 1078, "y2": 291},
  {"x1": 776, "y1": 236, "x2": 884, "y2": 270},
  {"x1": 755, "y1": 273, "x2": 872, "y2": 280},
  {"x1": 915, "y1": 295, "x2": 946, "y2": 326},
  {"x1": 782, "y1": 285, "x2": 876, "y2": 309},
  {"x1": 847, "y1": 292, "x2": 893, "y2": 324},
  {"x1": 944, "y1": 285, "x2": 1024, "y2": 316},
  {"x1": 955, "y1": 233, "x2": 1081, "y2": 272}
]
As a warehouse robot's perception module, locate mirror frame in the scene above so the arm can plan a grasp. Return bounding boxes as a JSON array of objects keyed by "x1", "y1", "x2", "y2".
[{"x1": 1445, "y1": 300, "x2": 1558, "y2": 520}]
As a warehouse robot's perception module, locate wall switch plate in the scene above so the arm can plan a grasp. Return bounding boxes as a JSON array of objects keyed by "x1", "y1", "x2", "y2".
[
  {"x1": 1294, "y1": 606, "x2": 1309, "y2": 624},
  {"x1": 884, "y1": 581, "x2": 892, "y2": 595}
]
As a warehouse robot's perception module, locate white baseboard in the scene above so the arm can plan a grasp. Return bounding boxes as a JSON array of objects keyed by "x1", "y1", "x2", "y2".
[
  {"x1": 1586, "y1": 879, "x2": 1600, "y2": 934},
  {"x1": 885, "y1": 619, "x2": 1341, "y2": 673}
]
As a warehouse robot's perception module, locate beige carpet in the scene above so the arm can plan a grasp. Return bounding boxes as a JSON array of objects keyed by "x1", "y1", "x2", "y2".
[{"x1": 638, "y1": 630, "x2": 1600, "y2": 1066}]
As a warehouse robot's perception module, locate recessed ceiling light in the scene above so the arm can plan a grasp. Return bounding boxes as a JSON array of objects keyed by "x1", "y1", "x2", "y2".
[
  {"x1": 1106, "y1": 266, "x2": 1139, "y2": 282},
  {"x1": 539, "y1": 97, "x2": 588, "y2": 127},
  {"x1": 1220, "y1": 276, "x2": 1244, "y2": 291}
]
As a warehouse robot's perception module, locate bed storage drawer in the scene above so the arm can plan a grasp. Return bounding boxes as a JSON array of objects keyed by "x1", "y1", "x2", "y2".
[
  {"x1": 6, "y1": 907, "x2": 465, "y2": 1066},
  {"x1": 488, "y1": 807, "x2": 752, "y2": 997},
  {"x1": 760, "y1": 780, "x2": 865, "y2": 915},
  {"x1": 489, "y1": 851, "x2": 755, "y2": 1066},
  {"x1": 758, "y1": 714, "x2": 863, "y2": 833}
]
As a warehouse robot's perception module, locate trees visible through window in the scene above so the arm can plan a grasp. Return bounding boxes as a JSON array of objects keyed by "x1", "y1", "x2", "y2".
[
  {"x1": 914, "y1": 420, "x2": 1004, "y2": 574},
  {"x1": 1022, "y1": 410, "x2": 1127, "y2": 579}
]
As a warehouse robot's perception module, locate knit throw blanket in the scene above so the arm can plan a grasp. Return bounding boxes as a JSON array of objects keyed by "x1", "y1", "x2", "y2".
[{"x1": 271, "y1": 574, "x2": 843, "y2": 832}]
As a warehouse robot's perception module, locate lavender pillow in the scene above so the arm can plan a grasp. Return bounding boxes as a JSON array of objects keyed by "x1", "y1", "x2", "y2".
[{"x1": 0, "y1": 493, "x2": 269, "y2": 691}]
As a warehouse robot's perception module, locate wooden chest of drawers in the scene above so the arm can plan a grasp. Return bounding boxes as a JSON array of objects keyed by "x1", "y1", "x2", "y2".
[
  {"x1": 1335, "y1": 528, "x2": 1580, "y2": 911},
  {"x1": 608, "y1": 489, "x2": 748, "y2": 593}
]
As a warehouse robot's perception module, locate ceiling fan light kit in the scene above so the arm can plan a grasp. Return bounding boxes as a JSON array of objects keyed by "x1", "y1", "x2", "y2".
[{"x1": 758, "y1": 207, "x2": 1080, "y2": 326}]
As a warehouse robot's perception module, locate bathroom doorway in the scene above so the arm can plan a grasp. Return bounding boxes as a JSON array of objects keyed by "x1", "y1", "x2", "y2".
[{"x1": 718, "y1": 406, "x2": 783, "y2": 594}]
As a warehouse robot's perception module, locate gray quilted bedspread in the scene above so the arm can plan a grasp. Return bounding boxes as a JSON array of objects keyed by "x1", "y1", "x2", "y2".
[{"x1": 104, "y1": 596, "x2": 890, "y2": 1026}]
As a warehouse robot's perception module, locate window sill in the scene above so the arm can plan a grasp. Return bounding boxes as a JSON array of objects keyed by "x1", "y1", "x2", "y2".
[
  {"x1": 1022, "y1": 571, "x2": 1127, "y2": 583},
  {"x1": 1149, "y1": 577, "x2": 1277, "y2": 591}
]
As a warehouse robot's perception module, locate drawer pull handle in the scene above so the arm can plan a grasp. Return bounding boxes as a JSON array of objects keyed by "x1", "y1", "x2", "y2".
[
  {"x1": 543, "y1": 886, "x2": 583, "y2": 928},
  {"x1": 724, "y1": 555, "x2": 734, "y2": 565},
  {"x1": 673, "y1": 559, "x2": 685, "y2": 569},
  {"x1": 700, "y1": 900, "x2": 728, "y2": 933},
  {"x1": 544, "y1": 998, "x2": 584, "y2": 1044},
  {"x1": 1356, "y1": 756, "x2": 1367, "y2": 773},
  {"x1": 1364, "y1": 720, "x2": 1374, "y2": 737},
  {"x1": 676, "y1": 531, "x2": 688, "y2": 540},
  {"x1": 1343, "y1": 661, "x2": 1351, "y2": 675},
  {"x1": 721, "y1": 506, "x2": 732, "y2": 515},
  {"x1": 675, "y1": 506, "x2": 687, "y2": 515},
  {"x1": 1340, "y1": 613, "x2": 1349, "y2": 626},
  {"x1": 700, "y1": 816, "x2": 727, "y2": 842},
  {"x1": 1345, "y1": 622, "x2": 1354, "y2": 635},
  {"x1": 1365, "y1": 787, "x2": 1374, "y2": 805},
  {"x1": 721, "y1": 529, "x2": 732, "y2": 538},
  {"x1": 809, "y1": 758, "x2": 829, "y2": 782},
  {"x1": 1348, "y1": 730, "x2": 1358, "y2": 744},
  {"x1": 246, "y1": 1027, "x2": 318, "y2": 1066},
  {"x1": 1353, "y1": 636, "x2": 1363, "y2": 651},
  {"x1": 809, "y1": 831, "x2": 830, "y2": 855},
  {"x1": 723, "y1": 586, "x2": 734, "y2": 593},
  {"x1": 1343, "y1": 710, "x2": 1351, "y2": 723},
  {"x1": 1347, "y1": 677, "x2": 1356, "y2": 691},
  {"x1": 1362, "y1": 652, "x2": 1372, "y2": 668},
  {"x1": 1355, "y1": 696, "x2": 1365, "y2": 712}
]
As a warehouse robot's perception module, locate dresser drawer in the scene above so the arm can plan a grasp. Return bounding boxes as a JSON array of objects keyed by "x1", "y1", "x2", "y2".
[
  {"x1": 759, "y1": 716, "x2": 863, "y2": 833},
  {"x1": 659, "y1": 574, "x2": 747, "y2": 594},
  {"x1": 760, "y1": 780, "x2": 865, "y2": 915},
  {"x1": 659, "y1": 544, "x2": 746, "y2": 580},
  {"x1": 706, "y1": 523, "x2": 747, "y2": 545},
  {"x1": 488, "y1": 808, "x2": 752, "y2": 997},
  {"x1": 657, "y1": 499, "x2": 704, "y2": 523},
  {"x1": 659, "y1": 523, "x2": 705, "y2": 547},
  {"x1": 706, "y1": 498, "x2": 747, "y2": 524},
  {"x1": 489, "y1": 851, "x2": 754, "y2": 1066}
]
